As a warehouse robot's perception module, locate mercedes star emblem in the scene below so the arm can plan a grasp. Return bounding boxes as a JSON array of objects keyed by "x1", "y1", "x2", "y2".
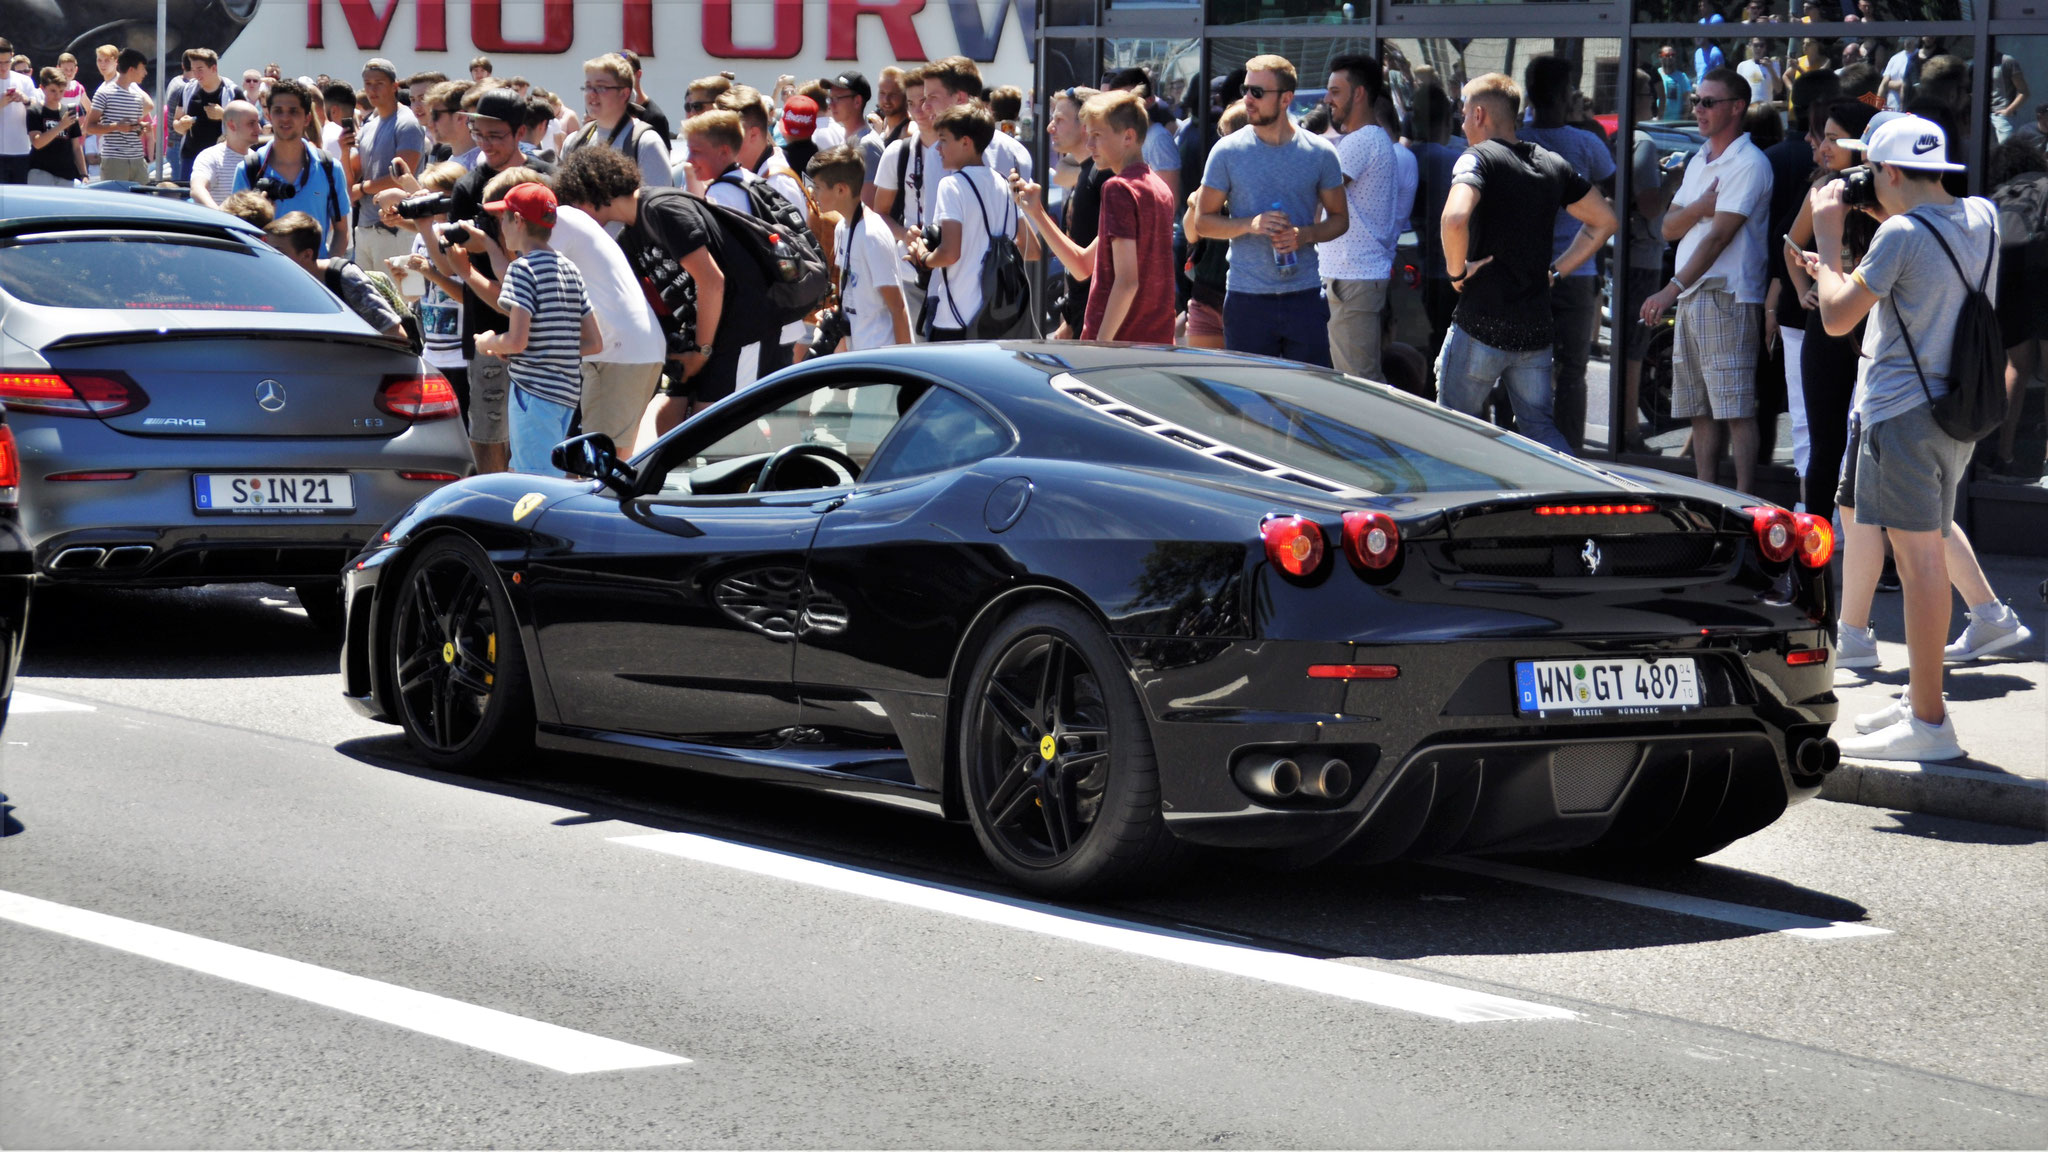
[
  {"x1": 256, "y1": 379, "x2": 287, "y2": 412},
  {"x1": 1581, "y1": 538, "x2": 1604, "y2": 576}
]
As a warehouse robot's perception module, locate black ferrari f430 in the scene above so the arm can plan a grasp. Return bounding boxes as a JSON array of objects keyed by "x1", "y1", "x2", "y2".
[{"x1": 341, "y1": 344, "x2": 1841, "y2": 894}]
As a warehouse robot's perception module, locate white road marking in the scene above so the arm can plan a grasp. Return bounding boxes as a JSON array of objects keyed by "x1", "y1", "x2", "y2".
[
  {"x1": 1431, "y1": 859, "x2": 1892, "y2": 940},
  {"x1": 10, "y1": 692, "x2": 96, "y2": 714},
  {"x1": 612, "y1": 831, "x2": 1576, "y2": 1024},
  {"x1": 0, "y1": 890, "x2": 691, "y2": 1074}
]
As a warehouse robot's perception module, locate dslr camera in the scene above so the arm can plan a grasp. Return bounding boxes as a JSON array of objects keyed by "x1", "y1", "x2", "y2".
[
  {"x1": 396, "y1": 192, "x2": 455, "y2": 220},
  {"x1": 1830, "y1": 164, "x2": 1877, "y2": 208},
  {"x1": 807, "y1": 307, "x2": 853, "y2": 359},
  {"x1": 250, "y1": 174, "x2": 292, "y2": 202}
]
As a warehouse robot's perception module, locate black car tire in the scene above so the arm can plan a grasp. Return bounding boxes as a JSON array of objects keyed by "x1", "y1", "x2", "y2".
[
  {"x1": 959, "y1": 601, "x2": 1184, "y2": 896},
  {"x1": 386, "y1": 536, "x2": 533, "y2": 774},
  {"x1": 293, "y1": 580, "x2": 345, "y2": 635}
]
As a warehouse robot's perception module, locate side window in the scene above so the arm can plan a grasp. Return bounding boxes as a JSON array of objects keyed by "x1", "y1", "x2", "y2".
[
  {"x1": 864, "y1": 387, "x2": 1013, "y2": 484},
  {"x1": 654, "y1": 381, "x2": 907, "y2": 495}
]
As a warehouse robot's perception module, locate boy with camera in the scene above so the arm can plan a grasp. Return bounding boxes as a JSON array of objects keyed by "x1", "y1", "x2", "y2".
[
  {"x1": 807, "y1": 143, "x2": 911, "y2": 352},
  {"x1": 471, "y1": 182, "x2": 603, "y2": 476}
]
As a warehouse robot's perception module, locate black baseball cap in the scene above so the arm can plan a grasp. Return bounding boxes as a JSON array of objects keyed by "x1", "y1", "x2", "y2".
[
  {"x1": 830, "y1": 70, "x2": 871, "y2": 105},
  {"x1": 470, "y1": 88, "x2": 524, "y2": 124}
]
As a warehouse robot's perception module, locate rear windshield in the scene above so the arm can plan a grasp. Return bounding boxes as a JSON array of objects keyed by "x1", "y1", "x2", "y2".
[
  {"x1": 0, "y1": 234, "x2": 344, "y2": 314},
  {"x1": 1070, "y1": 365, "x2": 1615, "y2": 495}
]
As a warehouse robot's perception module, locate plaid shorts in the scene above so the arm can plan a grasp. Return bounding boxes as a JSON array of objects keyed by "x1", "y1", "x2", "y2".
[{"x1": 1671, "y1": 287, "x2": 1761, "y2": 420}]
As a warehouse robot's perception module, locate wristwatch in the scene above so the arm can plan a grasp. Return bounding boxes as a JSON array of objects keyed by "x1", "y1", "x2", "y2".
[{"x1": 689, "y1": 343, "x2": 714, "y2": 357}]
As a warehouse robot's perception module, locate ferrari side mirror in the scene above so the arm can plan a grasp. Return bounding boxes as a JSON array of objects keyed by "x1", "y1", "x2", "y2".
[{"x1": 553, "y1": 433, "x2": 637, "y2": 496}]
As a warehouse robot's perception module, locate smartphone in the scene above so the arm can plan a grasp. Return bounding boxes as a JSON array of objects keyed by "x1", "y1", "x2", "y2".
[{"x1": 339, "y1": 117, "x2": 356, "y2": 132}]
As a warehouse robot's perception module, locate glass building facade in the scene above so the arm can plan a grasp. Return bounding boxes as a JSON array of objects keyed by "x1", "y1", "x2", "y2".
[{"x1": 1035, "y1": 0, "x2": 2048, "y2": 550}]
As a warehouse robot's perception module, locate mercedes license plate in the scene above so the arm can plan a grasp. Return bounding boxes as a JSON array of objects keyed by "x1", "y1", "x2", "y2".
[
  {"x1": 1515, "y1": 657, "x2": 1700, "y2": 716},
  {"x1": 194, "y1": 473, "x2": 355, "y2": 514}
]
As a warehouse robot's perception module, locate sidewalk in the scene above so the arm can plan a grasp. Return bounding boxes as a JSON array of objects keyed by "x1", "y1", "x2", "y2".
[{"x1": 1820, "y1": 553, "x2": 2047, "y2": 830}]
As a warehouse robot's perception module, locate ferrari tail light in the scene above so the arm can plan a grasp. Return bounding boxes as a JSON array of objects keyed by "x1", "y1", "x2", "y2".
[
  {"x1": 1534, "y1": 503, "x2": 1656, "y2": 516},
  {"x1": 1261, "y1": 514, "x2": 1325, "y2": 578},
  {"x1": 1341, "y1": 510, "x2": 1401, "y2": 570},
  {"x1": 376, "y1": 373, "x2": 461, "y2": 420},
  {"x1": 0, "y1": 370, "x2": 148, "y2": 418},
  {"x1": 0, "y1": 426, "x2": 17, "y2": 505},
  {"x1": 1747, "y1": 506, "x2": 1797, "y2": 564},
  {"x1": 1792, "y1": 512, "x2": 1834, "y2": 568}
]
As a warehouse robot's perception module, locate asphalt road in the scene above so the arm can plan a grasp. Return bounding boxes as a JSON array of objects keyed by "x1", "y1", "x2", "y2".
[{"x1": 3, "y1": 583, "x2": 2045, "y2": 1149}]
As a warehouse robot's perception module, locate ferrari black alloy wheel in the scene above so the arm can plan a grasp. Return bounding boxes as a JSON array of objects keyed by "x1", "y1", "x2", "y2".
[
  {"x1": 961, "y1": 602, "x2": 1182, "y2": 895},
  {"x1": 388, "y1": 537, "x2": 532, "y2": 771}
]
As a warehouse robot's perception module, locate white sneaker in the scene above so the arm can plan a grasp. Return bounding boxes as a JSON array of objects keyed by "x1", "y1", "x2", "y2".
[
  {"x1": 1837, "y1": 623, "x2": 1881, "y2": 670},
  {"x1": 1944, "y1": 604, "x2": 2034, "y2": 663},
  {"x1": 1840, "y1": 712, "x2": 1965, "y2": 763},
  {"x1": 1852, "y1": 696, "x2": 1910, "y2": 734}
]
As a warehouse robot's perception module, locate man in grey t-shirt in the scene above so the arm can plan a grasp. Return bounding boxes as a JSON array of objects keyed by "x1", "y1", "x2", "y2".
[
  {"x1": 1807, "y1": 114, "x2": 2007, "y2": 764},
  {"x1": 1190, "y1": 54, "x2": 1347, "y2": 366},
  {"x1": 351, "y1": 58, "x2": 425, "y2": 271}
]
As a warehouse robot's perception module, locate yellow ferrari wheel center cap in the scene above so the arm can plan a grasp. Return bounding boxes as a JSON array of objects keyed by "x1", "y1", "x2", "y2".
[
  {"x1": 442, "y1": 641, "x2": 455, "y2": 664},
  {"x1": 1039, "y1": 734, "x2": 1056, "y2": 761}
]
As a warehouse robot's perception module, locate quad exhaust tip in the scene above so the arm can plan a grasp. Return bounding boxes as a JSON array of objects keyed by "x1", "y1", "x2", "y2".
[
  {"x1": 1235, "y1": 753, "x2": 1354, "y2": 803},
  {"x1": 49, "y1": 545, "x2": 154, "y2": 571},
  {"x1": 50, "y1": 546, "x2": 106, "y2": 570},
  {"x1": 1795, "y1": 738, "x2": 1841, "y2": 777}
]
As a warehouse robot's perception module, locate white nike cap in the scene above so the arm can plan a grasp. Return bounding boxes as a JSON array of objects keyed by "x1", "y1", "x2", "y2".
[{"x1": 1837, "y1": 113, "x2": 1966, "y2": 171}]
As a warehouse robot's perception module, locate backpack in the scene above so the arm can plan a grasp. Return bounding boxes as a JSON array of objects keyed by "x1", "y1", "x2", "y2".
[
  {"x1": 1990, "y1": 170, "x2": 2047, "y2": 249},
  {"x1": 325, "y1": 262, "x2": 425, "y2": 353},
  {"x1": 934, "y1": 169, "x2": 1037, "y2": 341},
  {"x1": 240, "y1": 144, "x2": 345, "y2": 220},
  {"x1": 697, "y1": 172, "x2": 831, "y2": 327},
  {"x1": 181, "y1": 78, "x2": 237, "y2": 119},
  {"x1": 570, "y1": 117, "x2": 659, "y2": 167},
  {"x1": 1893, "y1": 208, "x2": 2006, "y2": 443}
]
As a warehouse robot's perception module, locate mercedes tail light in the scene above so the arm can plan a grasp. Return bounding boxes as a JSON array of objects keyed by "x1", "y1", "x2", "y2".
[
  {"x1": 0, "y1": 370, "x2": 148, "y2": 418},
  {"x1": 1341, "y1": 510, "x2": 1400, "y2": 570},
  {"x1": 1261, "y1": 514, "x2": 1325, "y2": 578},
  {"x1": 0, "y1": 426, "x2": 17, "y2": 506},
  {"x1": 376, "y1": 373, "x2": 461, "y2": 420},
  {"x1": 1792, "y1": 512, "x2": 1834, "y2": 568},
  {"x1": 1747, "y1": 507, "x2": 1797, "y2": 564}
]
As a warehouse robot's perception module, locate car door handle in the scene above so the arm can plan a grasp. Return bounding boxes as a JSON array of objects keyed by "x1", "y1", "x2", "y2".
[
  {"x1": 626, "y1": 499, "x2": 706, "y2": 538},
  {"x1": 810, "y1": 496, "x2": 847, "y2": 514}
]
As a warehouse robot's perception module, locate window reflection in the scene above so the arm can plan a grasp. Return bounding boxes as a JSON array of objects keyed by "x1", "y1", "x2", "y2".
[{"x1": 1986, "y1": 36, "x2": 2047, "y2": 486}]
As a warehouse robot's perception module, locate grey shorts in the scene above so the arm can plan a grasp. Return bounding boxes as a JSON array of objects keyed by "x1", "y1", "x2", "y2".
[
  {"x1": 466, "y1": 353, "x2": 511, "y2": 445},
  {"x1": 1671, "y1": 288, "x2": 1761, "y2": 420},
  {"x1": 1850, "y1": 403, "x2": 1972, "y2": 534}
]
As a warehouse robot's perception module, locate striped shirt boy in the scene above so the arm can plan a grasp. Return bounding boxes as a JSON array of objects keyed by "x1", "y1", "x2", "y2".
[
  {"x1": 91, "y1": 81, "x2": 148, "y2": 159},
  {"x1": 499, "y1": 247, "x2": 592, "y2": 409}
]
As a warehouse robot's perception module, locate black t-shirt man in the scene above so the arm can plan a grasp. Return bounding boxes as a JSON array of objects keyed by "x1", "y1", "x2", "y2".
[
  {"x1": 631, "y1": 98, "x2": 673, "y2": 148},
  {"x1": 1059, "y1": 159, "x2": 1110, "y2": 333},
  {"x1": 1450, "y1": 138, "x2": 1591, "y2": 352},
  {"x1": 448, "y1": 154, "x2": 554, "y2": 356},
  {"x1": 180, "y1": 79, "x2": 233, "y2": 159},
  {"x1": 620, "y1": 187, "x2": 777, "y2": 401},
  {"x1": 1764, "y1": 132, "x2": 1816, "y2": 329},
  {"x1": 27, "y1": 105, "x2": 83, "y2": 181}
]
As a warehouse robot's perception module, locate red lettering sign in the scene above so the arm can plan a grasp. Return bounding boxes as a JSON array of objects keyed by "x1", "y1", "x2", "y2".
[
  {"x1": 827, "y1": 0, "x2": 927, "y2": 62},
  {"x1": 308, "y1": 0, "x2": 444, "y2": 50},
  {"x1": 471, "y1": 0, "x2": 574, "y2": 53},
  {"x1": 703, "y1": 0, "x2": 805, "y2": 58}
]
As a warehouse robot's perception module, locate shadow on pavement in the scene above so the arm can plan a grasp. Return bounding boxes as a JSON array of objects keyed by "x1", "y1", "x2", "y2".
[
  {"x1": 1943, "y1": 670, "x2": 2039, "y2": 703},
  {"x1": 337, "y1": 733, "x2": 1888, "y2": 965},
  {"x1": 20, "y1": 584, "x2": 336, "y2": 680},
  {"x1": 1870, "y1": 810, "x2": 2047, "y2": 846}
]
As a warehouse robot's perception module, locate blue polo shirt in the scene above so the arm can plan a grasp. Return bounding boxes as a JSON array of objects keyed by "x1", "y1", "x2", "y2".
[{"x1": 231, "y1": 140, "x2": 351, "y2": 256}]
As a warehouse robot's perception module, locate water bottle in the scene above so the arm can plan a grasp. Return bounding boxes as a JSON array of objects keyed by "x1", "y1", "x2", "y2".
[{"x1": 1269, "y1": 200, "x2": 1297, "y2": 274}]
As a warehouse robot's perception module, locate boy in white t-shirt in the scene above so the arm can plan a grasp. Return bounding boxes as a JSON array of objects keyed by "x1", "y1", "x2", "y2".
[
  {"x1": 905, "y1": 104, "x2": 1034, "y2": 342},
  {"x1": 809, "y1": 144, "x2": 910, "y2": 351}
]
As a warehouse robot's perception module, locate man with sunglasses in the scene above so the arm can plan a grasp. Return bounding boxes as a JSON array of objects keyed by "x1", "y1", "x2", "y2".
[
  {"x1": 1641, "y1": 68, "x2": 1772, "y2": 494},
  {"x1": 1190, "y1": 54, "x2": 1348, "y2": 366},
  {"x1": 563, "y1": 52, "x2": 670, "y2": 187}
]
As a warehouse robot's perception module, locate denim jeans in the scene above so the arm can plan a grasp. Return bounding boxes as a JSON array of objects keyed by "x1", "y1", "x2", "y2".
[
  {"x1": 509, "y1": 387, "x2": 578, "y2": 476},
  {"x1": 1434, "y1": 323, "x2": 1571, "y2": 454},
  {"x1": 1223, "y1": 287, "x2": 1332, "y2": 368}
]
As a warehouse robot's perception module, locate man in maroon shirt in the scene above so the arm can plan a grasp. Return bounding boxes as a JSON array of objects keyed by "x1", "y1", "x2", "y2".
[{"x1": 1013, "y1": 90, "x2": 1175, "y2": 342}]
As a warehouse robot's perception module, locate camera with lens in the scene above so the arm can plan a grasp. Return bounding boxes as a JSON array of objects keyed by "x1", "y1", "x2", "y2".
[
  {"x1": 918, "y1": 222, "x2": 942, "y2": 252},
  {"x1": 439, "y1": 221, "x2": 475, "y2": 246},
  {"x1": 251, "y1": 174, "x2": 291, "y2": 202},
  {"x1": 807, "y1": 307, "x2": 853, "y2": 358},
  {"x1": 1830, "y1": 164, "x2": 1877, "y2": 208},
  {"x1": 396, "y1": 192, "x2": 454, "y2": 220}
]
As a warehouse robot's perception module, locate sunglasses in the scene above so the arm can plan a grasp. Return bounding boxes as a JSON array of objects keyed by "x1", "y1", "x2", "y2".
[
  {"x1": 1242, "y1": 84, "x2": 1292, "y2": 101},
  {"x1": 581, "y1": 83, "x2": 625, "y2": 95},
  {"x1": 684, "y1": 100, "x2": 714, "y2": 113},
  {"x1": 1691, "y1": 94, "x2": 1740, "y2": 109}
]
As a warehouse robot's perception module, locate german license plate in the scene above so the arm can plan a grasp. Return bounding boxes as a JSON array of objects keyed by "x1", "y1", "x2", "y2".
[
  {"x1": 193, "y1": 473, "x2": 355, "y2": 514},
  {"x1": 1515, "y1": 657, "x2": 1700, "y2": 716}
]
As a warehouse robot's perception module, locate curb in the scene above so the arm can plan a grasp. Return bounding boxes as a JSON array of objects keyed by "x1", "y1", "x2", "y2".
[{"x1": 1820, "y1": 758, "x2": 2048, "y2": 829}]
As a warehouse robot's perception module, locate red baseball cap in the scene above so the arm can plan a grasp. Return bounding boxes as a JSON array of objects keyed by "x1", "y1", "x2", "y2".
[
  {"x1": 483, "y1": 182, "x2": 557, "y2": 227},
  {"x1": 781, "y1": 94, "x2": 819, "y2": 140}
]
